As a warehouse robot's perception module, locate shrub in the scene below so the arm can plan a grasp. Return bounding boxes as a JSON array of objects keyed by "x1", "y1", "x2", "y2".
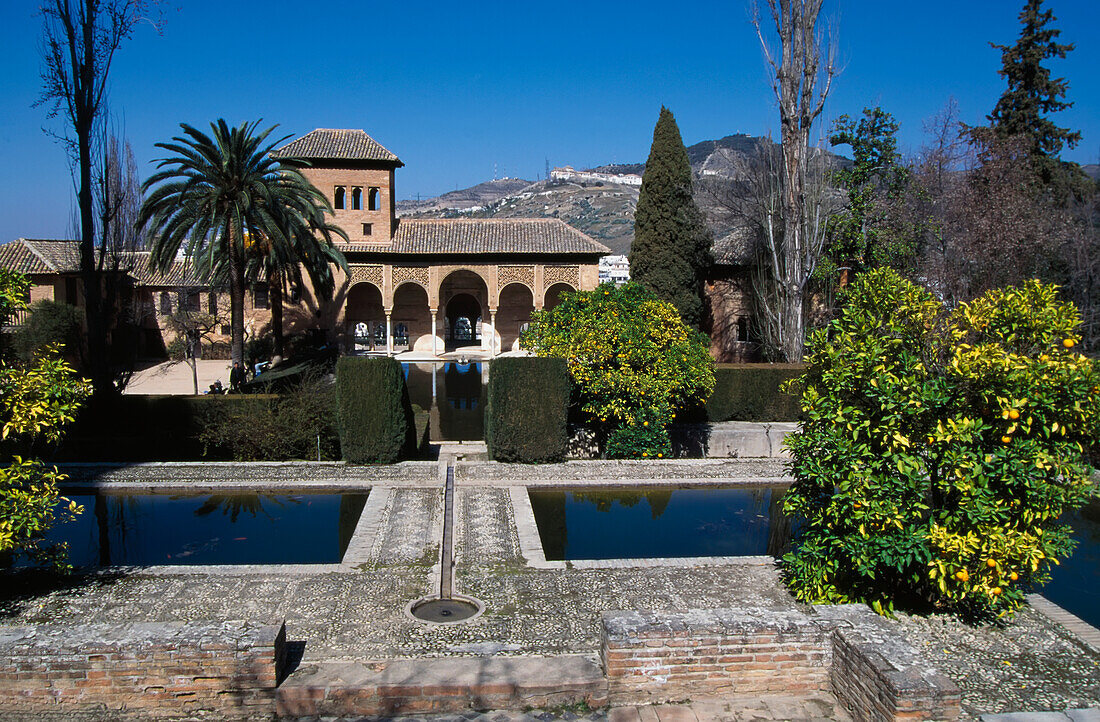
[
  {"x1": 194, "y1": 375, "x2": 339, "y2": 461},
  {"x1": 335, "y1": 357, "x2": 413, "y2": 464},
  {"x1": 487, "y1": 357, "x2": 570, "y2": 463},
  {"x1": 13, "y1": 300, "x2": 83, "y2": 360},
  {"x1": 783, "y1": 269, "x2": 1100, "y2": 620},
  {"x1": 521, "y1": 282, "x2": 714, "y2": 459},
  {"x1": 706, "y1": 364, "x2": 805, "y2": 422}
]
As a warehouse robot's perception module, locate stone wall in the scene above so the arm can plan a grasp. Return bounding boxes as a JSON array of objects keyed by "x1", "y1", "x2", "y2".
[
  {"x1": 602, "y1": 606, "x2": 960, "y2": 721},
  {"x1": 0, "y1": 620, "x2": 285, "y2": 720}
]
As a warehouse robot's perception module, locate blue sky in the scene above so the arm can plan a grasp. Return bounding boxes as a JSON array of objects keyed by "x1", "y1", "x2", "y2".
[{"x1": 1, "y1": 0, "x2": 1098, "y2": 243}]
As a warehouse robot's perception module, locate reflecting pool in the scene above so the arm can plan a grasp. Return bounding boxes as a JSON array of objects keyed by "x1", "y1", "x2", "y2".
[
  {"x1": 528, "y1": 486, "x2": 791, "y2": 560},
  {"x1": 39, "y1": 491, "x2": 368, "y2": 567},
  {"x1": 403, "y1": 361, "x2": 486, "y2": 441},
  {"x1": 1045, "y1": 499, "x2": 1100, "y2": 629}
]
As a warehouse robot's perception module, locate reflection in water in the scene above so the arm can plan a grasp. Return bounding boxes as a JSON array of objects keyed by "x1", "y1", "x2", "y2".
[
  {"x1": 529, "y1": 487, "x2": 790, "y2": 561},
  {"x1": 403, "y1": 362, "x2": 486, "y2": 441},
  {"x1": 35, "y1": 491, "x2": 368, "y2": 567}
]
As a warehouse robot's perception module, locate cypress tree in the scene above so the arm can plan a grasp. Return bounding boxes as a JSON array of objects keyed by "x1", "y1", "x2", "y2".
[
  {"x1": 988, "y1": 0, "x2": 1082, "y2": 189},
  {"x1": 629, "y1": 107, "x2": 712, "y2": 329}
]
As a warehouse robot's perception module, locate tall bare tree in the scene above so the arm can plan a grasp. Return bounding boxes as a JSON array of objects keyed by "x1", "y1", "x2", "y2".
[
  {"x1": 36, "y1": 0, "x2": 156, "y2": 395},
  {"x1": 751, "y1": 0, "x2": 838, "y2": 361}
]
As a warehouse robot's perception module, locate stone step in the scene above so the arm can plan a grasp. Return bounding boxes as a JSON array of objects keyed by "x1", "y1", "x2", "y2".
[
  {"x1": 436, "y1": 441, "x2": 490, "y2": 462},
  {"x1": 276, "y1": 654, "x2": 607, "y2": 717}
]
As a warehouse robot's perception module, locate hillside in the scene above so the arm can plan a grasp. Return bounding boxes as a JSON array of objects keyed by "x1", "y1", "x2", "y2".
[{"x1": 397, "y1": 133, "x2": 821, "y2": 257}]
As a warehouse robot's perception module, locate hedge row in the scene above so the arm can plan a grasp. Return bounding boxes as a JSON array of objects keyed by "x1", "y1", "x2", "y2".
[
  {"x1": 704, "y1": 363, "x2": 806, "y2": 422},
  {"x1": 335, "y1": 357, "x2": 415, "y2": 464},
  {"x1": 486, "y1": 357, "x2": 570, "y2": 463}
]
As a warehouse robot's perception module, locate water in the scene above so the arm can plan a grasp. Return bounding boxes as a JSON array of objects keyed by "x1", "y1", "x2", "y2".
[
  {"x1": 528, "y1": 487, "x2": 791, "y2": 561},
  {"x1": 403, "y1": 362, "x2": 486, "y2": 441},
  {"x1": 38, "y1": 491, "x2": 368, "y2": 567},
  {"x1": 1044, "y1": 500, "x2": 1100, "y2": 629}
]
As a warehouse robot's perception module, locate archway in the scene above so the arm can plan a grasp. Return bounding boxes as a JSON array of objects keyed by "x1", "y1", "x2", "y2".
[
  {"x1": 345, "y1": 282, "x2": 384, "y2": 353},
  {"x1": 544, "y1": 282, "x2": 575, "y2": 312},
  {"x1": 440, "y1": 270, "x2": 489, "y2": 351},
  {"x1": 498, "y1": 283, "x2": 534, "y2": 352},
  {"x1": 392, "y1": 282, "x2": 431, "y2": 352}
]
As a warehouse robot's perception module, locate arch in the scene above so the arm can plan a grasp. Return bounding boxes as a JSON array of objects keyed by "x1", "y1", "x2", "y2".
[
  {"x1": 334, "y1": 186, "x2": 346, "y2": 210},
  {"x1": 351, "y1": 187, "x2": 363, "y2": 210},
  {"x1": 392, "y1": 282, "x2": 431, "y2": 352},
  {"x1": 345, "y1": 282, "x2": 384, "y2": 353},
  {"x1": 497, "y1": 282, "x2": 534, "y2": 352},
  {"x1": 544, "y1": 282, "x2": 575, "y2": 311},
  {"x1": 368, "y1": 187, "x2": 380, "y2": 211},
  {"x1": 440, "y1": 270, "x2": 490, "y2": 352}
]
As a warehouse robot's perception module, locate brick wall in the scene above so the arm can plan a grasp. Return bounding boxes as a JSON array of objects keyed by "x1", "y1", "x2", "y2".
[
  {"x1": 602, "y1": 606, "x2": 960, "y2": 721},
  {"x1": 0, "y1": 620, "x2": 285, "y2": 720},
  {"x1": 602, "y1": 608, "x2": 831, "y2": 703}
]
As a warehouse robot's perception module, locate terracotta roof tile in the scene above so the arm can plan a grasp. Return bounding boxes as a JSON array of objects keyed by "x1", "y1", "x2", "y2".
[
  {"x1": 0, "y1": 239, "x2": 80, "y2": 274},
  {"x1": 273, "y1": 129, "x2": 403, "y2": 165},
  {"x1": 343, "y1": 218, "x2": 610, "y2": 256}
]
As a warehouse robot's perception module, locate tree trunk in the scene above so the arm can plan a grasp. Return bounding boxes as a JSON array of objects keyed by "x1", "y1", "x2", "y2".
[
  {"x1": 229, "y1": 239, "x2": 246, "y2": 365},
  {"x1": 270, "y1": 273, "x2": 284, "y2": 359},
  {"x1": 79, "y1": 118, "x2": 112, "y2": 395}
]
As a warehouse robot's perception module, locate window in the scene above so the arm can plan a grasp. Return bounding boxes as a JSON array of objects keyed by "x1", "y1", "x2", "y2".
[
  {"x1": 220, "y1": 324, "x2": 231, "y2": 336},
  {"x1": 368, "y1": 187, "x2": 380, "y2": 211},
  {"x1": 362, "y1": 222, "x2": 372, "y2": 237},
  {"x1": 254, "y1": 285, "x2": 269, "y2": 309},
  {"x1": 65, "y1": 277, "x2": 78, "y2": 305},
  {"x1": 208, "y1": 292, "x2": 218, "y2": 314},
  {"x1": 736, "y1": 317, "x2": 748, "y2": 343},
  {"x1": 181, "y1": 291, "x2": 199, "y2": 312},
  {"x1": 351, "y1": 187, "x2": 362, "y2": 210},
  {"x1": 159, "y1": 292, "x2": 172, "y2": 315},
  {"x1": 334, "y1": 186, "x2": 346, "y2": 210}
]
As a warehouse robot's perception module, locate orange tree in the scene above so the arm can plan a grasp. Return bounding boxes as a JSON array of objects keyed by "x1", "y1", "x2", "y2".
[
  {"x1": 521, "y1": 282, "x2": 714, "y2": 458},
  {"x1": 784, "y1": 268, "x2": 1099, "y2": 619}
]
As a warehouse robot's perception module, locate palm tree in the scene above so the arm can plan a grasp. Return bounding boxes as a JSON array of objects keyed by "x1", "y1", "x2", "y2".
[
  {"x1": 246, "y1": 204, "x2": 348, "y2": 358},
  {"x1": 138, "y1": 119, "x2": 342, "y2": 364}
]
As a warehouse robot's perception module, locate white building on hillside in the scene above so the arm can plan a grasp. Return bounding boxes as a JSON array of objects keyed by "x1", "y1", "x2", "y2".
[{"x1": 599, "y1": 255, "x2": 630, "y2": 286}]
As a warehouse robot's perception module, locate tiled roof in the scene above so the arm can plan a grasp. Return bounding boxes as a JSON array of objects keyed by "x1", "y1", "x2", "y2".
[
  {"x1": 0, "y1": 240, "x2": 208, "y2": 287},
  {"x1": 343, "y1": 219, "x2": 610, "y2": 256},
  {"x1": 0, "y1": 239, "x2": 80, "y2": 274},
  {"x1": 712, "y1": 224, "x2": 758, "y2": 266},
  {"x1": 273, "y1": 129, "x2": 403, "y2": 165}
]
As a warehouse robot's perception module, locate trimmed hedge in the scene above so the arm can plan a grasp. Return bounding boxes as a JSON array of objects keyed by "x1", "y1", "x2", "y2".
[
  {"x1": 705, "y1": 363, "x2": 806, "y2": 422},
  {"x1": 335, "y1": 357, "x2": 414, "y2": 464},
  {"x1": 42, "y1": 394, "x2": 275, "y2": 461},
  {"x1": 486, "y1": 357, "x2": 570, "y2": 463}
]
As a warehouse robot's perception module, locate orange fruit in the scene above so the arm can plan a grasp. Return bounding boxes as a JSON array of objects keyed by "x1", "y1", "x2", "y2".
[
  {"x1": 1009, "y1": 572, "x2": 1019, "y2": 581},
  {"x1": 986, "y1": 559, "x2": 997, "y2": 568},
  {"x1": 1001, "y1": 435, "x2": 1012, "y2": 444},
  {"x1": 1063, "y1": 338, "x2": 1075, "y2": 348},
  {"x1": 1008, "y1": 409, "x2": 1020, "y2": 420},
  {"x1": 992, "y1": 587, "x2": 1002, "y2": 596},
  {"x1": 955, "y1": 570, "x2": 969, "y2": 581}
]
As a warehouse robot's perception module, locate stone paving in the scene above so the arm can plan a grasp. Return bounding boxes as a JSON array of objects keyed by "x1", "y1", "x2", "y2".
[{"x1": 2, "y1": 460, "x2": 1100, "y2": 720}]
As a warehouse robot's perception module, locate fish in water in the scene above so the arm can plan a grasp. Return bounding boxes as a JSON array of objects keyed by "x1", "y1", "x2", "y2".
[{"x1": 234, "y1": 537, "x2": 247, "y2": 541}]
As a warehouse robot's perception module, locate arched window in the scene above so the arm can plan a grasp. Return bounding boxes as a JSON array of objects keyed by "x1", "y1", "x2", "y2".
[
  {"x1": 736, "y1": 317, "x2": 748, "y2": 343},
  {"x1": 351, "y1": 187, "x2": 362, "y2": 210},
  {"x1": 334, "y1": 186, "x2": 346, "y2": 210},
  {"x1": 368, "y1": 187, "x2": 380, "y2": 211}
]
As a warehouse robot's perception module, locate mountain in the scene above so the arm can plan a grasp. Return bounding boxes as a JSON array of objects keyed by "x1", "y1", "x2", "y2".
[{"x1": 397, "y1": 134, "x2": 825, "y2": 257}]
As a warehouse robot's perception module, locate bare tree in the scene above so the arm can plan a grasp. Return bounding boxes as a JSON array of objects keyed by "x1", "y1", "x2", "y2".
[
  {"x1": 36, "y1": 0, "x2": 156, "y2": 395},
  {"x1": 751, "y1": 0, "x2": 838, "y2": 361}
]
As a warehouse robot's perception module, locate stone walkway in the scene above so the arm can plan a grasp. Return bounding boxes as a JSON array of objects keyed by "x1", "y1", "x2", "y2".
[{"x1": 3, "y1": 460, "x2": 1100, "y2": 720}]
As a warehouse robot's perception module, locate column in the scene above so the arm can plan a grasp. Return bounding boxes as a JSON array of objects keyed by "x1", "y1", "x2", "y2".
[
  {"x1": 488, "y1": 309, "x2": 497, "y2": 357},
  {"x1": 430, "y1": 309, "x2": 438, "y2": 357},
  {"x1": 385, "y1": 311, "x2": 393, "y2": 355}
]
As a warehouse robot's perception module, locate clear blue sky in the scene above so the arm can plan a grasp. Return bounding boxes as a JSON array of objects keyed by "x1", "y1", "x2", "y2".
[{"x1": 1, "y1": 0, "x2": 1097, "y2": 243}]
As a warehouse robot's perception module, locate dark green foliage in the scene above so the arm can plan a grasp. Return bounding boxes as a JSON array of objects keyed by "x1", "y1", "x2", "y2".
[
  {"x1": 335, "y1": 357, "x2": 413, "y2": 464},
  {"x1": 14, "y1": 300, "x2": 83, "y2": 360},
  {"x1": 988, "y1": 0, "x2": 1085, "y2": 195},
  {"x1": 629, "y1": 107, "x2": 712, "y2": 329},
  {"x1": 486, "y1": 357, "x2": 570, "y2": 463},
  {"x1": 195, "y1": 374, "x2": 339, "y2": 460},
  {"x1": 606, "y1": 423, "x2": 671, "y2": 460},
  {"x1": 705, "y1": 364, "x2": 805, "y2": 422},
  {"x1": 825, "y1": 108, "x2": 914, "y2": 282}
]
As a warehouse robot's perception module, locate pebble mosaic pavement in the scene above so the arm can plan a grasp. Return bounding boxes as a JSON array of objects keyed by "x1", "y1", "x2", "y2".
[{"x1": 1, "y1": 460, "x2": 1098, "y2": 721}]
